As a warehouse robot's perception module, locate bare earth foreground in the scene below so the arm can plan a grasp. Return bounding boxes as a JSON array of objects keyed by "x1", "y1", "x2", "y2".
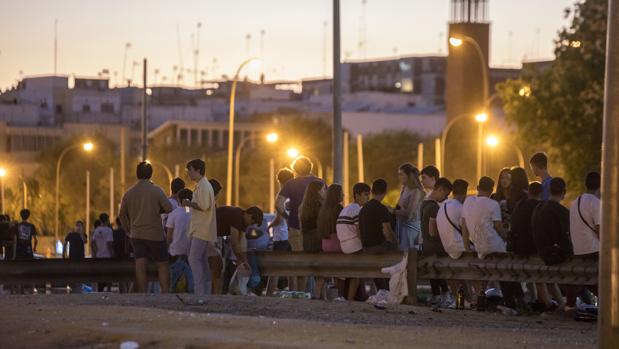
[{"x1": 0, "y1": 294, "x2": 596, "y2": 349}]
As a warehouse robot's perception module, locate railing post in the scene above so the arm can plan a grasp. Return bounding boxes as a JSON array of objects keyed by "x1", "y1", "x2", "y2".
[{"x1": 405, "y1": 249, "x2": 418, "y2": 305}]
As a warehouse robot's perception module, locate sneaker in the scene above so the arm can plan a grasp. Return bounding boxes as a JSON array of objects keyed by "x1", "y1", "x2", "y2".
[{"x1": 440, "y1": 293, "x2": 454, "y2": 308}]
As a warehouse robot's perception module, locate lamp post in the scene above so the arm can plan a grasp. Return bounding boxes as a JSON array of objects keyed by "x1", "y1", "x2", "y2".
[
  {"x1": 449, "y1": 36, "x2": 489, "y2": 102},
  {"x1": 234, "y1": 132, "x2": 278, "y2": 206},
  {"x1": 226, "y1": 57, "x2": 261, "y2": 206},
  {"x1": 475, "y1": 113, "x2": 488, "y2": 180},
  {"x1": 148, "y1": 160, "x2": 173, "y2": 192},
  {"x1": 0, "y1": 168, "x2": 6, "y2": 214},
  {"x1": 485, "y1": 135, "x2": 525, "y2": 169},
  {"x1": 55, "y1": 142, "x2": 94, "y2": 242}
]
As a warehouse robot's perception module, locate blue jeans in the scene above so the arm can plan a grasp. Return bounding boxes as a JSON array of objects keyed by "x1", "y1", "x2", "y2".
[{"x1": 170, "y1": 256, "x2": 194, "y2": 293}]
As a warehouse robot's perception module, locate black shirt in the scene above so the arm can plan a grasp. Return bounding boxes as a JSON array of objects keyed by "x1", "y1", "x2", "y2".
[
  {"x1": 509, "y1": 198, "x2": 540, "y2": 256},
  {"x1": 359, "y1": 199, "x2": 392, "y2": 248},
  {"x1": 420, "y1": 200, "x2": 444, "y2": 254},
  {"x1": 532, "y1": 200, "x2": 573, "y2": 265},
  {"x1": 65, "y1": 232, "x2": 86, "y2": 260},
  {"x1": 216, "y1": 206, "x2": 248, "y2": 237},
  {"x1": 15, "y1": 222, "x2": 36, "y2": 259}
]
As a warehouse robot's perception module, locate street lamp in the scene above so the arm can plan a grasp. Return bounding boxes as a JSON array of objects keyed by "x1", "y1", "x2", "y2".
[
  {"x1": 484, "y1": 135, "x2": 525, "y2": 169},
  {"x1": 0, "y1": 168, "x2": 6, "y2": 214},
  {"x1": 55, "y1": 142, "x2": 94, "y2": 243},
  {"x1": 226, "y1": 57, "x2": 262, "y2": 206},
  {"x1": 288, "y1": 149, "x2": 324, "y2": 179},
  {"x1": 287, "y1": 148, "x2": 300, "y2": 159},
  {"x1": 233, "y1": 132, "x2": 278, "y2": 206},
  {"x1": 449, "y1": 35, "x2": 489, "y2": 101}
]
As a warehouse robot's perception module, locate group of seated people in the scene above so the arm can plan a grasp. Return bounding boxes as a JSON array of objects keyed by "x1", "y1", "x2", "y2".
[{"x1": 265, "y1": 153, "x2": 599, "y2": 313}]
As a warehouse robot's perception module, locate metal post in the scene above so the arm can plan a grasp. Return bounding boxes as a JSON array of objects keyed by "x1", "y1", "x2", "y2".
[
  {"x1": 477, "y1": 122, "x2": 483, "y2": 180},
  {"x1": 141, "y1": 58, "x2": 148, "y2": 161},
  {"x1": 174, "y1": 164, "x2": 180, "y2": 178},
  {"x1": 22, "y1": 180, "x2": 27, "y2": 209},
  {"x1": 120, "y1": 127, "x2": 126, "y2": 195},
  {"x1": 0, "y1": 177, "x2": 4, "y2": 214},
  {"x1": 417, "y1": 142, "x2": 424, "y2": 170},
  {"x1": 599, "y1": 0, "x2": 619, "y2": 345},
  {"x1": 109, "y1": 167, "x2": 114, "y2": 222},
  {"x1": 343, "y1": 131, "x2": 350, "y2": 203},
  {"x1": 269, "y1": 158, "x2": 275, "y2": 213},
  {"x1": 435, "y1": 137, "x2": 441, "y2": 173},
  {"x1": 85, "y1": 170, "x2": 91, "y2": 257},
  {"x1": 357, "y1": 134, "x2": 365, "y2": 183},
  {"x1": 332, "y1": 0, "x2": 343, "y2": 185}
]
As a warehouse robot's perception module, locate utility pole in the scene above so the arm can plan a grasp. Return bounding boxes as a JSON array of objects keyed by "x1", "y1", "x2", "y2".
[
  {"x1": 332, "y1": 0, "x2": 343, "y2": 185},
  {"x1": 141, "y1": 58, "x2": 148, "y2": 161},
  {"x1": 599, "y1": 0, "x2": 619, "y2": 346}
]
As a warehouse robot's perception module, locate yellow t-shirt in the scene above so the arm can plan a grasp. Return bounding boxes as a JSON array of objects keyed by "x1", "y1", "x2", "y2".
[{"x1": 189, "y1": 176, "x2": 217, "y2": 241}]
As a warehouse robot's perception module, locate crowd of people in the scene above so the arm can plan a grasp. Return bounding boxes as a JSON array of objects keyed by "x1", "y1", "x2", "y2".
[{"x1": 0, "y1": 152, "x2": 600, "y2": 316}]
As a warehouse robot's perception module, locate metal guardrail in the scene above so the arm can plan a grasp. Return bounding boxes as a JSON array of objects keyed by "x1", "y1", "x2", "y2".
[{"x1": 0, "y1": 251, "x2": 598, "y2": 303}]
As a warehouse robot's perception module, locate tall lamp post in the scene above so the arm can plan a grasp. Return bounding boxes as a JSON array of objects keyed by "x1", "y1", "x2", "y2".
[
  {"x1": 0, "y1": 168, "x2": 6, "y2": 214},
  {"x1": 485, "y1": 135, "x2": 525, "y2": 169},
  {"x1": 226, "y1": 57, "x2": 261, "y2": 206},
  {"x1": 55, "y1": 142, "x2": 93, "y2": 242},
  {"x1": 234, "y1": 132, "x2": 278, "y2": 206}
]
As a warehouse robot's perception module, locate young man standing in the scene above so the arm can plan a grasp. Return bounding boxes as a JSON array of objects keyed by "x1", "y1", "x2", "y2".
[
  {"x1": 166, "y1": 188, "x2": 194, "y2": 293},
  {"x1": 13, "y1": 209, "x2": 38, "y2": 260},
  {"x1": 266, "y1": 168, "x2": 295, "y2": 296},
  {"x1": 529, "y1": 152, "x2": 552, "y2": 201},
  {"x1": 422, "y1": 177, "x2": 453, "y2": 306},
  {"x1": 184, "y1": 159, "x2": 217, "y2": 296},
  {"x1": 420, "y1": 165, "x2": 440, "y2": 194},
  {"x1": 92, "y1": 213, "x2": 114, "y2": 259},
  {"x1": 63, "y1": 221, "x2": 86, "y2": 260},
  {"x1": 275, "y1": 156, "x2": 324, "y2": 253},
  {"x1": 569, "y1": 172, "x2": 600, "y2": 257},
  {"x1": 118, "y1": 161, "x2": 173, "y2": 293}
]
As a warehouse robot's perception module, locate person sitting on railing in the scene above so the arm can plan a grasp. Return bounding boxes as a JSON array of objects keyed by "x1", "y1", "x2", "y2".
[
  {"x1": 317, "y1": 184, "x2": 344, "y2": 299},
  {"x1": 359, "y1": 179, "x2": 397, "y2": 291},
  {"x1": 337, "y1": 182, "x2": 371, "y2": 300},
  {"x1": 63, "y1": 221, "x2": 86, "y2": 260},
  {"x1": 461, "y1": 177, "x2": 507, "y2": 305},
  {"x1": 436, "y1": 179, "x2": 472, "y2": 307},
  {"x1": 532, "y1": 177, "x2": 573, "y2": 311},
  {"x1": 422, "y1": 177, "x2": 453, "y2": 308}
]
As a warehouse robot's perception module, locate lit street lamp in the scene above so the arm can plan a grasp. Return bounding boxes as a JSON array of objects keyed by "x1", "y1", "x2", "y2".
[
  {"x1": 226, "y1": 57, "x2": 261, "y2": 206},
  {"x1": 55, "y1": 142, "x2": 94, "y2": 243},
  {"x1": 449, "y1": 35, "x2": 489, "y2": 101},
  {"x1": 287, "y1": 148, "x2": 324, "y2": 179},
  {"x1": 484, "y1": 135, "x2": 525, "y2": 169},
  {"x1": 234, "y1": 132, "x2": 278, "y2": 206}
]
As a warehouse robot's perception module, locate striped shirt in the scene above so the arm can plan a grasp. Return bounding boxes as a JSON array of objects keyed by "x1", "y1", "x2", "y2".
[{"x1": 336, "y1": 203, "x2": 363, "y2": 254}]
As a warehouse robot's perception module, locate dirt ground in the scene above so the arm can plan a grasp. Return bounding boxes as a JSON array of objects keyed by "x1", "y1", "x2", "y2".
[{"x1": 0, "y1": 294, "x2": 597, "y2": 349}]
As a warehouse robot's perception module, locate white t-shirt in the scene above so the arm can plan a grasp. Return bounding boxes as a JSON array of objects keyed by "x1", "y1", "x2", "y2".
[
  {"x1": 92, "y1": 226, "x2": 114, "y2": 258},
  {"x1": 462, "y1": 196, "x2": 506, "y2": 259},
  {"x1": 569, "y1": 193, "x2": 600, "y2": 255},
  {"x1": 166, "y1": 206, "x2": 192, "y2": 256},
  {"x1": 436, "y1": 198, "x2": 465, "y2": 259},
  {"x1": 336, "y1": 202, "x2": 363, "y2": 254}
]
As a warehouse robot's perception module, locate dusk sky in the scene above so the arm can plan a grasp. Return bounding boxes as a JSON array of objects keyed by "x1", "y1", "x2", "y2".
[{"x1": 0, "y1": 0, "x2": 575, "y2": 89}]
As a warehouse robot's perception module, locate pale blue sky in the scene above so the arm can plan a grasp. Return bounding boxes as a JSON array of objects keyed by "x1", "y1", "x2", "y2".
[{"x1": 0, "y1": 0, "x2": 575, "y2": 89}]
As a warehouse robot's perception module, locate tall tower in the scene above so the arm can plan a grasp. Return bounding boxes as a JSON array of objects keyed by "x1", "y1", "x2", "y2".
[{"x1": 446, "y1": 0, "x2": 490, "y2": 121}]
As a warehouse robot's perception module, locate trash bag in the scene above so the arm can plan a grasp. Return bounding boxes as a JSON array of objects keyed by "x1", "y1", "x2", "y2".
[
  {"x1": 381, "y1": 254, "x2": 409, "y2": 303},
  {"x1": 228, "y1": 263, "x2": 251, "y2": 295}
]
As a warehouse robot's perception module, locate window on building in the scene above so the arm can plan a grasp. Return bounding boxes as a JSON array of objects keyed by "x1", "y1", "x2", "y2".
[
  {"x1": 55, "y1": 104, "x2": 63, "y2": 113},
  {"x1": 101, "y1": 103, "x2": 115, "y2": 113},
  {"x1": 82, "y1": 104, "x2": 91, "y2": 113},
  {"x1": 201, "y1": 130, "x2": 209, "y2": 146},
  {"x1": 179, "y1": 128, "x2": 188, "y2": 144}
]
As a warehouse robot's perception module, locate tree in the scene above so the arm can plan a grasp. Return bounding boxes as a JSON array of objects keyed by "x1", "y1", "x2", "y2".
[{"x1": 497, "y1": 0, "x2": 607, "y2": 190}]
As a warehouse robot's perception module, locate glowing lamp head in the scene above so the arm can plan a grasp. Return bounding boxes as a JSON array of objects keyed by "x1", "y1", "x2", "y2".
[
  {"x1": 486, "y1": 136, "x2": 499, "y2": 148},
  {"x1": 475, "y1": 113, "x2": 488, "y2": 123},
  {"x1": 0, "y1": 168, "x2": 6, "y2": 177},
  {"x1": 287, "y1": 148, "x2": 300, "y2": 159},
  {"x1": 83, "y1": 142, "x2": 94, "y2": 152},
  {"x1": 266, "y1": 132, "x2": 279, "y2": 143},
  {"x1": 449, "y1": 37, "x2": 463, "y2": 47}
]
